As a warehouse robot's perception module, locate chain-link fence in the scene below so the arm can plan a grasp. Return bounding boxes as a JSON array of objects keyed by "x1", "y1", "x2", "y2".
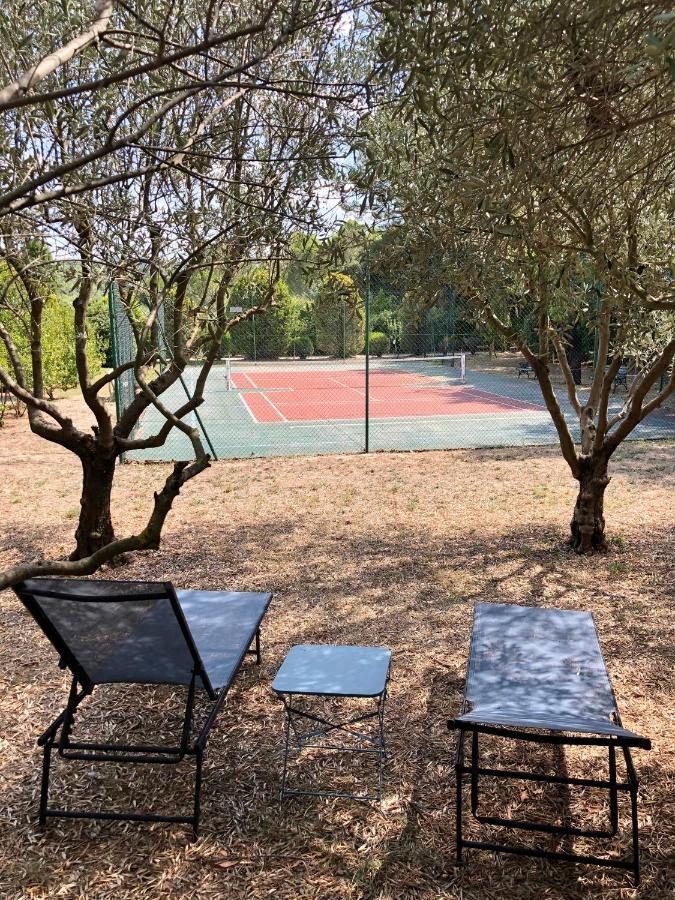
[
  {"x1": 108, "y1": 283, "x2": 136, "y2": 422},
  {"x1": 110, "y1": 271, "x2": 675, "y2": 462}
]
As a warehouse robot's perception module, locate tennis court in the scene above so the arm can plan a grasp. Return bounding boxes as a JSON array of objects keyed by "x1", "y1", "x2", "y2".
[
  {"x1": 126, "y1": 356, "x2": 674, "y2": 461},
  {"x1": 230, "y1": 363, "x2": 541, "y2": 424}
]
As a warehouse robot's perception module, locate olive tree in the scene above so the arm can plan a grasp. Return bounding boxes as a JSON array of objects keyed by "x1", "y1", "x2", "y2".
[
  {"x1": 0, "y1": 0, "x2": 366, "y2": 589},
  {"x1": 364, "y1": 0, "x2": 675, "y2": 551}
]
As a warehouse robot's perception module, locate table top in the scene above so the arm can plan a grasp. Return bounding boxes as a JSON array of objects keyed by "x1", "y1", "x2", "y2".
[
  {"x1": 453, "y1": 602, "x2": 648, "y2": 745},
  {"x1": 272, "y1": 644, "x2": 391, "y2": 697}
]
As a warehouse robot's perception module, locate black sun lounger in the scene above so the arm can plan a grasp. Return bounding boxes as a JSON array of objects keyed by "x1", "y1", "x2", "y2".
[
  {"x1": 13, "y1": 578, "x2": 272, "y2": 833},
  {"x1": 448, "y1": 602, "x2": 651, "y2": 885}
]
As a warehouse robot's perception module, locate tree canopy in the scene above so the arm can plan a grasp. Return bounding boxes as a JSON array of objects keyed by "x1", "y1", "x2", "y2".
[{"x1": 359, "y1": 0, "x2": 675, "y2": 550}]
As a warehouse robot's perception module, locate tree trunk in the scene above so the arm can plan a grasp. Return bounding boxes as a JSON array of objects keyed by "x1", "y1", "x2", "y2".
[
  {"x1": 570, "y1": 454, "x2": 610, "y2": 553},
  {"x1": 71, "y1": 450, "x2": 117, "y2": 559},
  {"x1": 566, "y1": 322, "x2": 583, "y2": 386}
]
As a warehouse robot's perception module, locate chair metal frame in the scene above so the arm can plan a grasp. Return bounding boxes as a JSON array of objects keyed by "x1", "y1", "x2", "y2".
[
  {"x1": 448, "y1": 603, "x2": 651, "y2": 886},
  {"x1": 449, "y1": 712, "x2": 649, "y2": 885},
  {"x1": 14, "y1": 579, "x2": 265, "y2": 834}
]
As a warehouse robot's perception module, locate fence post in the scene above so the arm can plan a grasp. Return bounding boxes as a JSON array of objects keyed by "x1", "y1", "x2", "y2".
[
  {"x1": 365, "y1": 258, "x2": 370, "y2": 453},
  {"x1": 108, "y1": 283, "x2": 125, "y2": 463}
]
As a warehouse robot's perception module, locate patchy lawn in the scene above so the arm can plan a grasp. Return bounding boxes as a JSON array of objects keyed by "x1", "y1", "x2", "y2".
[{"x1": 0, "y1": 403, "x2": 673, "y2": 899}]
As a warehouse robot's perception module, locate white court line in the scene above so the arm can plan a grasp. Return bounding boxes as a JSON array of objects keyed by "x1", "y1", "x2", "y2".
[
  {"x1": 258, "y1": 391, "x2": 288, "y2": 422},
  {"x1": 328, "y1": 376, "x2": 368, "y2": 398},
  {"x1": 287, "y1": 410, "x2": 549, "y2": 426},
  {"x1": 226, "y1": 371, "x2": 260, "y2": 422},
  {"x1": 234, "y1": 370, "x2": 289, "y2": 422},
  {"x1": 236, "y1": 391, "x2": 258, "y2": 423},
  {"x1": 238, "y1": 371, "x2": 259, "y2": 389}
]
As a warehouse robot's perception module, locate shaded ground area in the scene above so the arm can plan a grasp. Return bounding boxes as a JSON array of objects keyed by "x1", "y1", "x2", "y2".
[{"x1": 0, "y1": 406, "x2": 673, "y2": 899}]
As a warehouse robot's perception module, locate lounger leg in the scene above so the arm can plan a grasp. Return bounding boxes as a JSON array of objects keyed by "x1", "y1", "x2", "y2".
[
  {"x1": 255, "y1": 628, "x2": 261, "y2": 665},
  {"x1": 455, "y1": 728, "x2": 465, "y2": 865},
  {"x1": 377, "y1": 688, "x2": 387, "y2": 801},
  {"x1": 193, "y1": 748, "x2": 203, "y2": 837},
  {"x1": 608, "y1": 743, "x2": 619, "y2": 835},
  {"x1": 630, "y1": 784, "x2": 640, "y2": 886},
  {"x1": 279, "y1": 698, "x2": 292, "y2": 801},
  {"x1": 39, "y1": 741, "x2": 52, "y2": 828},
  {"x1": 470, "y1": 730, "x2": 479, "y2": 816}
]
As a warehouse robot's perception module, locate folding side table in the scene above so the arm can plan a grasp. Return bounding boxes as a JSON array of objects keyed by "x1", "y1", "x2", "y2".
[{"x1": 272, "y1": 644, "x2": 391, "y2": 801}]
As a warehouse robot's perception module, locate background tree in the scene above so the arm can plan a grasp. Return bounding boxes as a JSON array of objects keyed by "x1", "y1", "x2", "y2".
[
  {"x1": 363, "y1": 0, "x2": 675, "y2": 552},
  {"x1": 229, "y1": 270, "x2": 291, "y2": 360},
  {"x1": 313, "y1": 272, "x2": 364, "y2": 357},
  {"x1": 0, "y1": 254, "x2": 104, "y2": 398}
]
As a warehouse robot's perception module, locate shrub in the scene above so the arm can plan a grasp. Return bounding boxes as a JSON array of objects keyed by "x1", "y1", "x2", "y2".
[
  {"x1": 0, "y1": 291, "x2": 102, "y2": 398},
  {"x1": 228, "y1": 271, "x2": 291, "y2": 360},
  {"x1": 369, "y1": 331, "x2": 389, "y2": 357},
  {"x1": 312, "y1": 272, "x2": 364, "y2": 357},
  {"x1": 295, "y1": 335, "x2": 314, "y2": 358}
]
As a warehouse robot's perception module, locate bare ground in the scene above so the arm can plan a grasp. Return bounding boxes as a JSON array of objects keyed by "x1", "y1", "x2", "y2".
[{"x1": 0, "y1": 401, "x2": 673, "y2": 899}]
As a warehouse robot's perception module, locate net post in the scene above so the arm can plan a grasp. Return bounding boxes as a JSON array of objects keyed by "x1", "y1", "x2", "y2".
[
  {"x1": 225, "y1": 357, "x2": 232, "y2": 391},
  {"x1": 461, "y1": 352, "x2": 466, "y2": 383}
]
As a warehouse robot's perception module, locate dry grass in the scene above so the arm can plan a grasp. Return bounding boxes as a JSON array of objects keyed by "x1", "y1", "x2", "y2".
[{"x1": 0, "y1": 402, "x2": 673, "y2": 899}]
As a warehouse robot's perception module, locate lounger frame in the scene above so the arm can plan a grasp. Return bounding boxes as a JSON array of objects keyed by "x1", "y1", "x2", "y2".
[
  {"x1": 449, "y1": 713, "x2": 648, "y2": 885},
  {"x1": 448, "y1": 602, "x2": 651, "y2": 886},
  {"x1": 14, "y1": 579, "x2": 265, "y2": 834}
]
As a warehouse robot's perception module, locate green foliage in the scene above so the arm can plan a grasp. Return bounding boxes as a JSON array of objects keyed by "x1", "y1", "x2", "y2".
[
  {"x1": 312, "y1": 272, "x2": 364, "y2": 358},
  {"x1": 398, "y1": 291, "x2": 426, "y2": 353},
  {"x1": 369, "y1": 331, "x2": 389, "y2": 356},
  {"x1": 294, "y1": 335, "x2": 314, "y2": 358},
  {"x1": 0, "y1": 280, "x2": 102, "y2": 398},
  {"x1": 283, "y1": 234, "x2": 321, "y2": 299},
  {"x1": 228, "y1": 270, "x2": 291, "y2": 360},
  {"x1": 86, "y1": 292, "x2": 113, "y2": 367},
  {"x1": 219, "y1": 330, "x2": 233, "y2": 358}
]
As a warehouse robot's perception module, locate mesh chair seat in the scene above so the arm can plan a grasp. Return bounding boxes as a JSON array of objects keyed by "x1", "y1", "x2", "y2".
[{"x1": 13, "y1": 577, "x2": 272, "y2": 833}]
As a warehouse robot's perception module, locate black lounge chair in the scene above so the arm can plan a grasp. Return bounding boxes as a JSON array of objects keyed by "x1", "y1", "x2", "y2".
[
  {"x1": 13, "y1": 578, "x2": 272, "y2": 833},
  {"x1": 449, "y1": 602, "x2": 651, "y2": 885}
]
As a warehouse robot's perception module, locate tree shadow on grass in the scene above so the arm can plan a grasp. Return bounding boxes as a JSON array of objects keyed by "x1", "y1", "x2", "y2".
[{"x1": 0, "y1": 516, "x2": 672, "y2": 897}]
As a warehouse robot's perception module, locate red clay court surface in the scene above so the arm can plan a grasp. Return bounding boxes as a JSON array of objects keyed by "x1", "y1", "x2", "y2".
[{"x1": 230, "y1": 367, "x2": 543, "y2": 423}]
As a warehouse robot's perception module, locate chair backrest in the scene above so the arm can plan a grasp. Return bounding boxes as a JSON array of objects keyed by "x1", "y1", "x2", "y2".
[{"x1": 14, "y1": 578, "x2": 214, "y2": 695}]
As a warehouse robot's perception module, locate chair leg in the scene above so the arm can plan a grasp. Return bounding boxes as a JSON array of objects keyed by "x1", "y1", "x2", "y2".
[
  {"x1": 455, "y1": 729, "x2": 465, "y2": 865},
  {"x1": 193, "y1": 748, "x2": 204, "y2": 837},
  {"x1": 39, "y1": 741, "x2": 52, "y2": 828},
  {"x1": 630, "y1": 784, "x2": 640, "y2": 886}
]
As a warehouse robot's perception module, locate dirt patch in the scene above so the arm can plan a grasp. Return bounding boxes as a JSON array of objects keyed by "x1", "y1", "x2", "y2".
[{"x1": 0, "y1": 407, "x2": 673, "y2": 899}]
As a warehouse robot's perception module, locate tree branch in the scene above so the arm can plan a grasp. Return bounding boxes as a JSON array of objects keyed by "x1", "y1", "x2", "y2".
[
  {"x1": 0, "y1": 456, "x2": 210, "y2": 591},
  {"x1": 604, "y1": 338, "x2": 675, "y2": 452},
  {"x1": 0, "y1": 0, "x2": 115, "y2": 107},
  {"x1": 472, "y1": 295, "x2": 579, "y2": 476},
  {"x1": 551, "y1": 331, "x2": 581, "y2": 415}
]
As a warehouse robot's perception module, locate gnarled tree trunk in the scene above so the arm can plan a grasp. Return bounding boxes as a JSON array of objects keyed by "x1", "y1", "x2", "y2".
[
  {"x1": 72, "y1": 449, "x2": 117, "y2": 559},
  {"x1": 570, "y1": 453, "x2": 610, "y2": 553}
]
